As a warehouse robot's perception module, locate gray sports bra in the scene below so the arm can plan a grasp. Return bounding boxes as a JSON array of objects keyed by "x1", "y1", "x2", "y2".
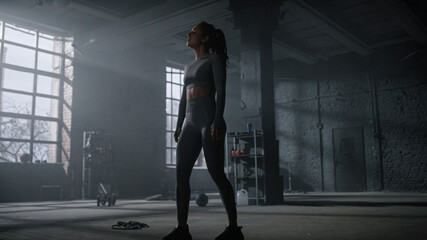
[{"x1": 184, "y1": 54, "x2": 216, "y2": 90}]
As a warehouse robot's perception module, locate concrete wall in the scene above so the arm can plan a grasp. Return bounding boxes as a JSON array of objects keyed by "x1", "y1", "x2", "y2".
[
  {"x1": 274, "y1": 41, "x2": 427, "y2": 192},
  {"x1": 70, "y1": 46, "x2": 165, "y2": 199},
  {"x1": 0, "y1": 163, "x2": 67, "y2": 202}
]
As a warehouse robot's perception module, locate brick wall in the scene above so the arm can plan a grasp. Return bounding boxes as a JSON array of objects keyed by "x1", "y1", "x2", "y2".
[
  {"x1": 61, "y1": 65, "x2": 73, "y2": 172},
  {"x1": 274, "y1": 41, "x2": 426, "y2": 192},
  {"x1": 374, "y1": 44, "x2": 427, "y2": 191}
]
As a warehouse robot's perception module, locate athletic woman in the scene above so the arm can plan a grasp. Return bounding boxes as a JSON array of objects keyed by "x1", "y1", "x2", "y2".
[{"x1": 163, "y1": 21, "x2": 244, "y2": 240}]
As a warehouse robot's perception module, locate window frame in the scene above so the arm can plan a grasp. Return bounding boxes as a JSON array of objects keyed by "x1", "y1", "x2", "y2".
[
  {"x1": 0, "y1": 20, "x2": 73, "y2": 164},
  {"x1": 165, "y1": 66, "x2": 206, "y2": 168}
]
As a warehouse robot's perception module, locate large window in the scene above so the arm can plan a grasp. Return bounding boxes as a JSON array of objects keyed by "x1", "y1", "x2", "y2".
[
  {"x1": 165, "y1": 66, "x2": 205, "y2": 168},
  {"x1": 0, "y1": 21, "x2": 74, "y2": 165}
]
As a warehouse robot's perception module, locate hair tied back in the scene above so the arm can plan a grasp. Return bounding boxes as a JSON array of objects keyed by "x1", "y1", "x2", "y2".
[{"x1": 198, "y1": 21, "x2": 229, "y2": 67}]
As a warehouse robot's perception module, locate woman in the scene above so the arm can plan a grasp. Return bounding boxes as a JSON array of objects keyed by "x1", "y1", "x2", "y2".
[{"x1": 163, "y1": 22, "x2": 244, "y2": 240}]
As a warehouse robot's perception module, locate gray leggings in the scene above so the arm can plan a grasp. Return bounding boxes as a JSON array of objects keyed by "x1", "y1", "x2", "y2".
[{"x1": 176, "y1": 96, "x2": 236, "y2": 223}]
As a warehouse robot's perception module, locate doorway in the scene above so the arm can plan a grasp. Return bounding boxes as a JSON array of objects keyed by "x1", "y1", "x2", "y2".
[{"x1": 332, "y1": 126, "x2": 367, "y2": 192}]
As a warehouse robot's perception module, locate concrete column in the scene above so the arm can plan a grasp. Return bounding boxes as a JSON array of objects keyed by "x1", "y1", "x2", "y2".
[{"x1": 230, "y1": 0, "x2": 283, "y2": 204}]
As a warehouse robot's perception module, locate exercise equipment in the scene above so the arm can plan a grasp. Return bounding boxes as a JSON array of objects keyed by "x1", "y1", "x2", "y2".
[
  {"x1": 195, "y1": 193, "x2": 208, "y2": 207},
  {"x1": 97, "y1": 183, "x2": 117, "y2": 206},
  {"x1": 82, "y1": 131, "x2": 118, "y2": 206},
  {"x1": 112, "y1": 221, "x2": 150, "y2": 230}
]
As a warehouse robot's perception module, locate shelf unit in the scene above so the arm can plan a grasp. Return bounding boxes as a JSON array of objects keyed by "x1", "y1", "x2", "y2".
[
  {"x1": 82, "y1": 131, "x2": 113, "y2": 200},
  {"x1": 225, "y1": 130, "x2": 265, "y2": 205}
]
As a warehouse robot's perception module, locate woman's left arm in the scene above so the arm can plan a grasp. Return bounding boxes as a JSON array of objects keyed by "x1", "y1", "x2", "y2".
[{"x1": 212, "y1": 54, "x2": 226, "y2": 130}]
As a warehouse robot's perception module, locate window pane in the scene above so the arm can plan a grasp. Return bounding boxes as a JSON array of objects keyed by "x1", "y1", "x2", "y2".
[
  {"x1": 3, "y1": 44, "x2": 35, "y2": 68},
  {"x1": 1, "y1": 92, "x2": 32, "y2": 114},
  {"x1": 2, "y1": 68, "x2": 34, "y2": 93},
  {"x1": 166, "y1": 132, "x2": 172, "y2": 147},
  {"x1": 180, "y1": 73, "x2": 184, "y2": 84},
  {"x1": 37, "y1": 75, "x2": 59, "y2": 96},
  {"x1": 0, "y1": 21, "x2": 3, "y2": 39},
  {"x1": 172, "y1": 116, "x2": 177, "y2": 130},
  {"x1": 172, "y1": 73, "x2": 180, "y2": 84},
  {"x1": 166, "y1": 98, "x2": 171, "y2": 114},
  {"x1": 4, "y1": 23, "x2": 36, "y2": 47},
  {"x1": 38, "y1": 32, "x2": 54, "y2": 51},
  {"x1": 172, "y1": 136, "x2": 177, "y2": 148},
  {"x1": 166, "y1": 148, "x2": 171, "y2": 165},
  {"x1": 0, "y1": 141, "x2": 30, "y2": 163},
  {"x1": 35, "y1": 96, "x2": 58, "y2": 118},
  {"x1": 166, "y1": 115, "x2": 171, "y2": 131},
  {"x1": 37, "y1": 52, "x2": 62, "y2": 73},
  {"x1": 172, "y1": 149, "x2": 177, "y2": 165},
  {"x1": 33, "y1": 143, "x2": 57, "y2": 163},
  {"x1": 172, "y1": 100, "x2": 179, "y2": 115},
  {"x1": 0, "y1": 117, "x2": 31, "y2": 140},
  {"x1": 34, "y1": 120, "x2": 57, "y2": 141},
  {"x1": 165, "y1": 66, "x2": 183, "y2": 166},
  {"x1": 172, "y1": 84, "x2": 181, "y2": 99},
  {"x1": 39, "y1": 33, "x2": 62, "y2": 53},
  {"x1": 166, "y1": 82, "x2": 171, "y2": 98}
]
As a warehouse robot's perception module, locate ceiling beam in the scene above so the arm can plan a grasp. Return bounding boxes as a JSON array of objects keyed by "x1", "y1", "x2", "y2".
[
  {"x1": 272, "y1": 39, "x2": 317, "y2": 64},
  {"x1": 81, "y1": 0, "x2": 232, "y2": 52},
  {"x1": 283, "y1": 0, "x2": 373, "y2": 55},
  {"x1": 370, "y1": 35, "x2": 413, "y2": 48},
  {"x1": 376, "y1": 0, "x2": 427, "y2": 44},
  {"x1": 70, "y1": 0, "x2": 122, "y2": 22},
  {"x1": 0, "y1": 10, "x2": 70, "y2": 35},
  {"x1": 82, "y1": 0, "x2": 206, "y2": 43}
]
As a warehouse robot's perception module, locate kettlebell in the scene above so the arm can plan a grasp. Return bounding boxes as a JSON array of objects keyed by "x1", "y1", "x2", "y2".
[{"x1": 195, "y1": 193, "x2": 208, "y2": 207}]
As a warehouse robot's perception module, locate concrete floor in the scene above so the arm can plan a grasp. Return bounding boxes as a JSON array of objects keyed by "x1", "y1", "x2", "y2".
[{"x1": 1, "y1": 192, "x2": 426, "y2": 240}]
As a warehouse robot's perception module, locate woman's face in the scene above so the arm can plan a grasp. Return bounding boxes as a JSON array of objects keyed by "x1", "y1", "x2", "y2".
[{"x1": 187, "y1": 24, "x2": 205, "y2": 48}]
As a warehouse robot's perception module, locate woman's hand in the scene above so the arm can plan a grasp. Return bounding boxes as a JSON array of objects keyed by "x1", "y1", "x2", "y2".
[
  {"x1": 174, "y1": 128, "x2": 181, "y2": 142},
  {"x1": 210, "y1": 118, "x2": 226, "y2": 141}
]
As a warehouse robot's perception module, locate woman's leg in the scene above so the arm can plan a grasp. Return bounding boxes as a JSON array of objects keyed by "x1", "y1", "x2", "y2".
[
  {"x1": 202, "y1": 125, "x2": 237, "y2": 225},
  {"x1": 176, "y1": 123, "x2": 202, "y2": 226}
]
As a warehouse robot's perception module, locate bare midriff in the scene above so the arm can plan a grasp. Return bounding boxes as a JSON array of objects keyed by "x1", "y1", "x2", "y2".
[{"x1": 186, "y1": 86, "x2": 215, "y2": 100}]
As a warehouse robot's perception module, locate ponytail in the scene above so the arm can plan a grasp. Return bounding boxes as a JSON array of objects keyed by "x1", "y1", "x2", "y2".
[
  {"x1": 198, "y1": 21, "x2": 229, "y2": 67},
  {"x1": 213, "y1": 28, "x2": 229, "y2": 67}
]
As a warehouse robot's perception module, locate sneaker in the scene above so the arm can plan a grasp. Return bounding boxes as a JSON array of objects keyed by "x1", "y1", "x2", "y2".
[
  {"x1": 163, "y1": 225, "x2": 192, "y2": 240},
  {"x1": 215, "y1": 225, "x2": 244, "y2": 240}
]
